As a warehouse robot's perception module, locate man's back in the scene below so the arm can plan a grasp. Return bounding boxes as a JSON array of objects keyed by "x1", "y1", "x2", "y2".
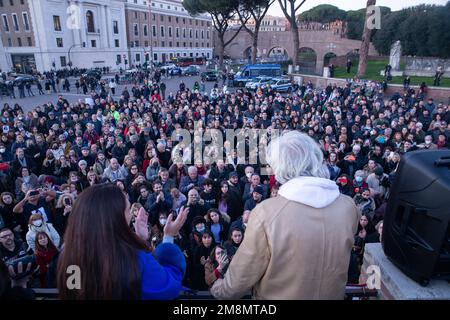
[{"x1": 211, "y1": 194, "x2": 359, "y2": 300}]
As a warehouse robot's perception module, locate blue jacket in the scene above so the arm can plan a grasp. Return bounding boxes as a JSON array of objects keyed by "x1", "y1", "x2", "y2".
[{"x1": 138, "y1": 241, "x2": 186, "y2": 300}]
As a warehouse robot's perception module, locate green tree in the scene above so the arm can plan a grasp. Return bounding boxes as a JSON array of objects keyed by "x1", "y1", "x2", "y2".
[
  {"x1": 298, "y1": 4, "x2": 346, "y2": 23},
  {"x1": 183, "y1": 0, "x2": 244, "y2": 68},
  {"x1": 236, "y1": 0, "x2": 276, "y2": 64}
]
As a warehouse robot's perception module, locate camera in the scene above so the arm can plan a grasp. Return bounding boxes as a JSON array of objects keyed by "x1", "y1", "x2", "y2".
[
  {"x1": 29, "y1": 190, "x2": 39, "y2": 197},
  {"x1": 64, "y1": 198, "x2": 71, "y2": 205},
  {"x1": 6, "y1": 254, "x2": 37, "y2": 280}
]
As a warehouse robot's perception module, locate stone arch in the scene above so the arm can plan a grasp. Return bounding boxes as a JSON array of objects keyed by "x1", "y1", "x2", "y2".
[
  {"x1": 267, "y1": 46, "x2": 289, "y2": 59},
  {"x1": 243, "y1": 46, "x2": 262, "y2": 61},
  {"x1": 324, "y1": 52, "x2": 337, "y2": 66},
  {"x1": 298, "y1": 47, "x2": 317, "y2": 75}
]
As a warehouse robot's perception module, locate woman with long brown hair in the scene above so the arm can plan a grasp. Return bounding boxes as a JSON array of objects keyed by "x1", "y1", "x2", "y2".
[{"x1": 57, "y1": 183, "x2": 188, "y2": 300}]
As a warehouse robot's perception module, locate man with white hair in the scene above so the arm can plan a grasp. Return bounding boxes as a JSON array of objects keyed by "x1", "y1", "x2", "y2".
[
  {"x1": 179, "y1": 166, "x2": 205, "y2": 195},
  {"x1": 211, "y1": 131, "x2": 359, "y2": 300}
]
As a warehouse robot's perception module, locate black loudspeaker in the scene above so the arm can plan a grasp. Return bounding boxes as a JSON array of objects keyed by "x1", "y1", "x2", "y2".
[{"x1": 382, "y1": 150, "x2": 450, "y2": 286}]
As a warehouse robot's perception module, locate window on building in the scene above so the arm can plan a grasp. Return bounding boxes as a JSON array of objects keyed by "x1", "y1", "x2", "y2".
[
  {"x1": 183, "y1": 52, "x2": 186, "y2": 57},
  {"x1": 153, "y1": 53, "x2": 157, "y2": 61},
  {"x1": 2, "y1": 15, "x2": 9, "y2": 32},
  {"x1": 144, "y1": 40, "x2": 148, "y2": 47},
  {"x1": 144, "y1": 13, "x2": 147, "y2": 20},
  {"x1": 152, "y1": 25, "x2": 156, "y2": 37},
  {"x1": 134, "y1": 40, "x2": 139, "y2": 47},
  {"x1": 176, "y1": 27, "x2": 179, "y2": 38},
  {"x1": 160, "y1": 15, "x2": 164, "y2": 22},
  {"x1": 169, "y1": 41, "x2": 172, "y2": 47},
  {"x1": 7, "y1": 38, "x2": 12, "y2": 46},
  {"x1": 201, "y1": 30, "x2": 204, "y2": 39},
  {"x1": 60, "y1": 56, "x2": 66, "y2": 67},
  {"x1": 134, "y1": 12, "x2": 137, "y2": 19},
  {"x1": 195, "y1": 20, "x2": 198, "y2": 26},
  {"x1": 201, "y1": 21, "x2": 204, "y2": 27},
  {"x1": 113, "y1": 21, "x2": 119, "y2": 34},
  {"x1": 117, "y1": 54, "x2": 121, "y2": 64},
  {"x1": 115, "y1": 39, "x2": 119, "y2": 47},
  {"x1": 153, "y1": 41, "x2": 156, "y2": 46},
  {"x1": 134, "y1": 24, "x2": 138, "y2": 36},
  {"x1": 183, "y1": 28, "x2": 186, "y2": 37},
  {"x1": 27, "y1": 36, "x2": 31, "y2": 46},
  {"x1": 135, "y1": 53, "x2": 140, "y2": 62},
  {"x1": 144, "y1": 24, "x2": 148, "y2": 36},
  {"x1": 207, "y1": 52, "x2": 210, "y2": 59},
  {"x1": 56, "y1": 37, "x2": 63, "y2": 47},
  {"x1": 195, "y1": 42, "x2": 198, "y2": 47},
  {"x1": 12, "y1": 14, "x2": 19, "y2": 31},
  {"x1": 168, "y1": 27, "x2": 172, "y2": 37},
  {"x1": 17, "y1": 37, "x2": 22, "y2": 46},
  {"x1": 152, "y1": 14, "x2": 155, "y2": 20},
  {"x1": 182, "y1": 18, "x2": 185, "y2": 24},
  {"x1": 190, "y1": 52, "x2": 193, "y2": 57},
  {"x1": 207, "y1": 30, "x2": 210, "y2": 39},
  {"x1": 196, "y1": 52, "x2": 198, "y2": 57},
  {"x1": 161, "y1": 41, "x2": 164, "y2": 47},
  {"x1": 177, "y1": 53, "x2": 180, "y2": 57},
  {"x1": 189, "y1": 42, "x2": 192, "y2": 48},
  {"x1": 195, "y1": 30, "x2": 198, "y2": 39},
  {"x1": 53, "y1": 16, "x2": 61, "y2": 31},
  {"x1": 201, "y1": 42, "x2": 204, "y2": 47},
  {"x1": 160, "y1": 26, "x2": 164, "y2": 37},
  {"x1": 86, "y1": 10, "x2": 95, "y2": 33},
  {"x1": 176, "y1": 17, "x2": 178, "y2": 23},
  {"x1": 189, "y1": 29, "x2": 192, "y2": 38},
  {"x1": 9, "y1": 0, "x2": 13, "y2": 5},
  {"x1": 176, "y1": 42, "x2": 179, "y2": 47},
  {"x1": 0, "y1": 1, "x2": 3, "y2": 7},
  {"x1": 22, "y1": 12, "x2": 29, "y2": 31},
  {"x1": 207, "y1": 43, "x2": 209, "y2": 48},
  {"x1": 189, "y1": 19, "x2": 192, "y2": 25},
  {"x1": 183, "y1": 42, "x2": 186, "y2": 47},
  {"x1": 91, "y1": 39, "x2": 96, "y2": 47}
]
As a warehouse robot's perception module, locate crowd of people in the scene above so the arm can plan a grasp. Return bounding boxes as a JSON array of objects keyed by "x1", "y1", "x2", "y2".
[{"x1": 0, "y1": 64, "x2": 449, "y2": 299}]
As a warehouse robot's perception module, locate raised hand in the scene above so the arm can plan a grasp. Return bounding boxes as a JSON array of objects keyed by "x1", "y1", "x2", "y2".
[
  {"x1": 164, "y1": 206, "x2": 189, "y2": 237},
  {"x1": 133, "y1": 207, "x2": 149, "y2": 241}
]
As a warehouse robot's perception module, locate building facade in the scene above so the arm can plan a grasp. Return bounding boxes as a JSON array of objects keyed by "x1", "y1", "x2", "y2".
[
  {"x1": 0, "y1": 0, "x2": 129, "y2": 73},
  {"x1": 125, "y1": 0, "x2": 213, "y2": 66},
  {"x1": 0, "y1": 0, "x2": 213, "y2": 73}
]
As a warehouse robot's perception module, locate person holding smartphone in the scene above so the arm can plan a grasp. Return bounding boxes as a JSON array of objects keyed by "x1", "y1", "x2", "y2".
[
  {"x1": 57, "y1": 184, "x2": 189, "y2": 300},
  {"x1": 13, "y1": 189, "x2": 56, "y2": 223}
]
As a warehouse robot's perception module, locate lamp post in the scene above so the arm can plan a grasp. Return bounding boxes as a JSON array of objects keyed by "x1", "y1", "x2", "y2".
[{"x1": 68, "y1": 43, "x2": 82, "y2": 69}]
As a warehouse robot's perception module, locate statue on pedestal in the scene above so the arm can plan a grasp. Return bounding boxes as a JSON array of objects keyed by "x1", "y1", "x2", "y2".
[{"x1": 389, "y1": 40, "x2": 402, "y2": 71}]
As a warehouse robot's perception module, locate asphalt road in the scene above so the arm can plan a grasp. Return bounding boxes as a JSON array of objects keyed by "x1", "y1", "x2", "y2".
[{"x1": 0, "y1": 69, "x2": 230, "y2": 113}]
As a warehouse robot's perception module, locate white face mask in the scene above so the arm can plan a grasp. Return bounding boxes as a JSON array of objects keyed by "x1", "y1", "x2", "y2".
[
  {"x1": 246, "y1": 172, "x2": 252, "y2": 179},
  {"x1": 159, "y1": 218, "x2": 167, "y2": 226},
  {"x1": 425, "y1": 140, "x2": 432, "y2": 145},
  {"x1": 32, "y1": 219, "x2": 43, "y2": 227}
]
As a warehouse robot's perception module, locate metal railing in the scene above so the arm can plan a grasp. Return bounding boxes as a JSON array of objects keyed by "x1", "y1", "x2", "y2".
[{"x1": 31, "y1": 285, "x2": 378, "y2": 300}]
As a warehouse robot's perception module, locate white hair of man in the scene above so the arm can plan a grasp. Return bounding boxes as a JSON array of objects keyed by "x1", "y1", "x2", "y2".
[{"x1": 266, "y1": 131, "x2": 330, "y2": 184}]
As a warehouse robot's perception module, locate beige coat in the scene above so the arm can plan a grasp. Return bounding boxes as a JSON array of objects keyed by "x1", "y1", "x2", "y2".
[{"x1": 211, "y1": 178, "x2": 360, "y2": 300}]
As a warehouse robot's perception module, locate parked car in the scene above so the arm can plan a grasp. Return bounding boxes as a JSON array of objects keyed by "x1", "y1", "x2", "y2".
[
  {"x1": 266, "y1": 78, "x2": 295, "y2": 93},
  {"x1": 245, "y1": 76, "x2": 273, "y2": 91},
  {"x1": 201, "y1": 71, "x2": 218, "y2": 82},
  {"x1": 159, "y1": 63, "x2": 177, "y2": 71},
  {"x1": 83, "y1": 69, "x2": 102, "y2": 80},
  {"x1": 12, "y1": 75, "x2": 36, "y2": 85},
  {"x1": 182, "y1": 65, "x2": 200, "y2": 76},
  {"x1": 168, "y1": 67, "x2": 183, "y2": 76}
]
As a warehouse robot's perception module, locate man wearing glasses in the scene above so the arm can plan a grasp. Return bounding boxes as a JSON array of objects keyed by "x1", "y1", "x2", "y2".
[{"x1": 0, "y1": 228, "x2": 32, "y2": 264}]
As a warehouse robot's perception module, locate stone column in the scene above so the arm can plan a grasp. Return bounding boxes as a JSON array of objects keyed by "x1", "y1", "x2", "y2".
[
  {"x1": 100, "y1": 5, "x2": 109, "y2": 48},
  {"x1": 78, "y1": 1, "x2": 86, "y2": 48},
  {"x1": 104, "y1": 5, "x2": 111, "y2": 48}
]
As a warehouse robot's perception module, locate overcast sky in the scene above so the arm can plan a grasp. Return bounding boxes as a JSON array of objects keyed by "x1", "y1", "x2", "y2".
[{"x1": 268, "y1": 0, "x2": 448, "y2": 17}]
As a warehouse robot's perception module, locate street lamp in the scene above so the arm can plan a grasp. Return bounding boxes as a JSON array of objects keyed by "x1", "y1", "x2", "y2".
[{"x1": 68, "y1": 44, "x2": 82, "y2": 68}]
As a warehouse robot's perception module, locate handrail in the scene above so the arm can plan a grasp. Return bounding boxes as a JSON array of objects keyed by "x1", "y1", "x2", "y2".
[{"x1": 31, "y1": 286, "x2": 378, "y2": 300}]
